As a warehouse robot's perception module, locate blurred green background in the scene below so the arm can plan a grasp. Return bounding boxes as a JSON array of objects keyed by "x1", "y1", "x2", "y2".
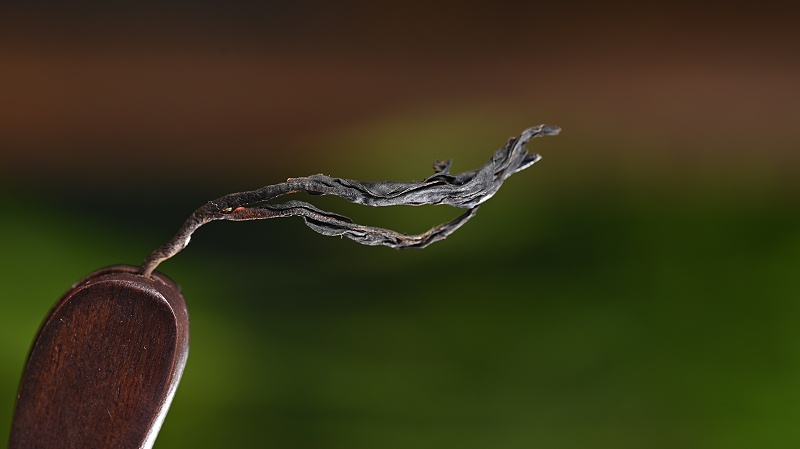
[{"x1": 2, "y1": 1, "x2": 800, "y2": 448}]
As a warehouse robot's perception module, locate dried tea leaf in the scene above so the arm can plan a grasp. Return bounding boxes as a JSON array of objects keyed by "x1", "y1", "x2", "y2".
[{"x1": 140, "y1": 124, "x2": 559, "y2": 276}]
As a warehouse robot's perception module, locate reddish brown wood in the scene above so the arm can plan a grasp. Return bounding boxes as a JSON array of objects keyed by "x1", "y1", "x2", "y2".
[{"x1": 9, "y1": 265, "x2": 189, "y2": 449}]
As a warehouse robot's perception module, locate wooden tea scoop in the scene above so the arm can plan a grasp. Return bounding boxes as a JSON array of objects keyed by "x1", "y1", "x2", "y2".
[{"x1": 9, "y1": 265, "x2": 189, "y2": 449}]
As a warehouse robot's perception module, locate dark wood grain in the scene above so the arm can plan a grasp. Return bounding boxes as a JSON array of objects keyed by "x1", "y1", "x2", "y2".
[{"x1": 9, "y1": 265, "x2": 189, "y2": 449}]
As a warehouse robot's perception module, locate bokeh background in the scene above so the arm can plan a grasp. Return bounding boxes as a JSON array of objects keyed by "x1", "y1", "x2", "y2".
[{"x1": 2, "y1": 1, "x2": 800, "y2": 447}]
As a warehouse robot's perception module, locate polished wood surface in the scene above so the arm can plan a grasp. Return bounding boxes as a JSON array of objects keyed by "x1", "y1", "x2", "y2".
[{"x1": 9, "y1": 265, "x2": 189, "y2": 449}]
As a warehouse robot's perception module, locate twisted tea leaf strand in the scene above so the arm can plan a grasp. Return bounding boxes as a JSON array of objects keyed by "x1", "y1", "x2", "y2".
[{"x1": 140, "y1": 124, "x2": 560, "y2": 277}]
